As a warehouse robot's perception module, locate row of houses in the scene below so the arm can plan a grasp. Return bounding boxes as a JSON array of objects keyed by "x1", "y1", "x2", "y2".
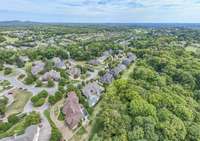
[
  {"x1": 30, "y1": 57, "x2": 82, "y2": 80},
  {"x1": 63, "y1": 82, "x2": 106, "y2": 130},
  {"x1": 63, "y1": 53, "x2": 137, "y2": 130},
  {"x1": 88, "y1": 50, "x2": 112, "y2": 66},
  {"x1": 100, "y1": 52, "x2": 137, "y2": 84}
]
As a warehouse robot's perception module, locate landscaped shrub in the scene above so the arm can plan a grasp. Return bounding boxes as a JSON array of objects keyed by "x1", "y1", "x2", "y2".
[
  {"x1": 0, "y1": 97, "x2": 8, "y2": 116},
  {"x1": 0, "y1": 112, "x2": 40, "y2": 138},
  {"x1": 48, "y1": 91, "x2": 63, "y2": 105},
  {"x1": 33, "y1": 98, "x2": 46, "y2": 107},
  {"x1": 47, "y1": 79, "x2": 54, "y2": 87},
  {"x1": 24, "y1": 74, "x2": 36, "y2": 85},
  {"x1": 4, "y1": 67, "x2": 12, "y2": 75},
  {"x1": 31, "y1": 90, "x2": 48, "y2": 107}
]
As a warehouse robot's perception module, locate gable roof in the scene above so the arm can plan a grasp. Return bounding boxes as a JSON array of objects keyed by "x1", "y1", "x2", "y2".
[
  {"x1": 69, "y1": 67, "x2": 81, "y2": 78},
  {"x1": 82, "y1": 82, "x2": 104, "y2": 106},
  {"x1": 62, "y1": 92, "x2": 83, "y2": 129},
  {"x1": 100, "y1": 71, "x2": 114, "y2": 84},
  {"x1": 41, "y1": 70, "x2": 60, "y2": 81},
  {"x1": 111, "y1": 64, "x2": 127, "y2": 77},
  {"x1": 52, "y1": 57, "x2": 66, "y2": 69},
  {"x1": 31, "y1": 61, "x2": 45, "y2": 75}
]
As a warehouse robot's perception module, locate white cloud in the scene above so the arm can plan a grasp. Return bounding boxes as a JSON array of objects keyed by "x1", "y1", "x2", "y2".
[{"x1": 0, "y1": 0, "x2": 200, "y2": 22}]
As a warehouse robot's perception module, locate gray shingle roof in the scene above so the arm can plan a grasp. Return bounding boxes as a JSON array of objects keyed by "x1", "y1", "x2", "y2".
[
  {"x1": 69, "y1": 67, "x2": 81, "y2": 79},
  {"x1": 111, "y1": 64, "x2": 127, "y2": 77},
  {"x1": 100, "y1": 71, "x2": 114, "y2": 84},
  {"x1": 52, "y1": 57, "x2": 66, "y2": 69},
  {"x1": 82, "y1": 82, "x2": 104, "y2": 106},
  {"x1": 40, "y1": 70, "x2": 60, "y2": 81},
  {"x1": 31, "y1": 61, "x2": 45, "y2": 75}
]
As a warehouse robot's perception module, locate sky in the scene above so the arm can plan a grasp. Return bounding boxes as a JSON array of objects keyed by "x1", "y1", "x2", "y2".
[{"x1": 0, "y1": 0, "x2": 200, "y2": 23}]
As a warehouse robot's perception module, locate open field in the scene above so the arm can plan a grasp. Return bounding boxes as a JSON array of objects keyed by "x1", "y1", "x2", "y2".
[
  {"x1": 185, "y1": 46, "x2": 198, "y2": 52},
  {"x1": 6, "y1": 89, "x2": 32, "y2": 116}
]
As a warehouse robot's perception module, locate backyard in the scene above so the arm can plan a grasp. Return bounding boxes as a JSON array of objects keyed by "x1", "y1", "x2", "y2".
[{"x1": 6, "y1": 89, "x2": 32, "y2": 116}]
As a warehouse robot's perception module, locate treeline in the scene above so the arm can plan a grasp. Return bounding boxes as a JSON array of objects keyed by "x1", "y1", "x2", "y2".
[
  {"x1": 90, "y1": 47, "x2": 200, "y2": 141},
  {"x1": 0, "y1": 40, "x2": 122, "y2": 65}
]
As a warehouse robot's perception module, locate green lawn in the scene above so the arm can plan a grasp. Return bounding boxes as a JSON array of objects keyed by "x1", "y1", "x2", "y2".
[
  {"x1": 6, "y1": 89, "x2": 32, "y2": 116},
  {"x1": 121, "y1": 63, "x2": 135, "y2": 79},
  {"x1": 185, "y1": 46, "x2": 198, "y2": 52},
  {"x1": 69, "y1": 126, "x2": 87, "y2": 141},
  {"x1": 0, "y1": 118, "x2": 26, "y2": 138},
  {"x1": 0, "y1": 112, "x2": 40, "y2": 139},
  {"x1": 0, "y1": 80, "x2": 12, "y2": 92}
]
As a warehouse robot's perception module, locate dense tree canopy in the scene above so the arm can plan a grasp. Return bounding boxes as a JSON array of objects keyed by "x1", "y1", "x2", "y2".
[{"x1": 90, "y1": 46, "x2": 200, "y2": 141}]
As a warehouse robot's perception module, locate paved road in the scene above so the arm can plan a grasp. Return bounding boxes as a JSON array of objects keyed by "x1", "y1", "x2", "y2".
[
  {"x1": 0, "y1": 66, "x2": 54, "y2": 141},
  {"x1": 0, "y1": 74, "x2": 58, "y2": 96},
  {"x1": 0, "y1": 65, "x2": 58, "y2": 96},
  {"x1": 22, "y1": 100, "x2": 51, "y2": 141},
  {"x1": 38, "y1": 112, "x2": 51, "y2": 141}
]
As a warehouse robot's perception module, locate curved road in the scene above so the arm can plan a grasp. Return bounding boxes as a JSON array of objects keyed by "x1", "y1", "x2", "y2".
[{"x1": 0, "y1": 65, "x2": 55, "y2": 141}]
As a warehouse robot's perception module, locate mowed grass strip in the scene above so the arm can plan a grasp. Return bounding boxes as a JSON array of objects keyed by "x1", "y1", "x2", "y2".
[{"x1": 6, "y1": 89, "x2": 32, "y2": 116}]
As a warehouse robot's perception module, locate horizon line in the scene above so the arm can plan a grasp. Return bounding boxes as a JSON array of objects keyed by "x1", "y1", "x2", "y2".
[{"x1": 1, "y1": 20, "x2": 200, "y2": 24}]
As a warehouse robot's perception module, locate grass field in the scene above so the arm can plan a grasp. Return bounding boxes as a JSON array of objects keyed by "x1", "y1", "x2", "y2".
[
  {"x1": 185, "y1": 46, "x2": 198, "y2": 52},
  {"x1": 0, "y1": 117, "x2": 26, "y2": 139},
  {"x1": 121, "y1": 63, "x2": 135, "y2": 79},
  {"x1": 6, "y1": 89, "x2": 32, "y2": 116},
  {"x1": 0, "y1": 112, "x2": 40, "y2": 139}
]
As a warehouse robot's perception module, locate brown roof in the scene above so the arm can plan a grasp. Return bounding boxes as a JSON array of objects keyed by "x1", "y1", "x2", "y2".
[{"x1": 62, "y1": 92, "x2": 83, "y2": 129}]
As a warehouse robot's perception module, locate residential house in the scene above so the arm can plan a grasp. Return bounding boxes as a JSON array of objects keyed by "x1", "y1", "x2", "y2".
[
  {"x1": 52, "y1": 57, "x2": 66, "y2": 69},
  {"x1": 19, "y1": 56, "x2": 30, "y2": 63},
  {"x1": 69, "y1": 67, "x2": 81, "y2": 79},
  {"x1": 88, "y1": 59, "x2": 100, "y2": 66},
  {"x1": 66, "y1": 59, "x2": 76, "y2": 69},
  {"x1": 31, "y1": 61, "x2": 45, "y2": 75},
  {"x1": 111, "y1": 64, "x2": 127, "y2": 77},
  {"x1": 122, "y1": 53, "x2": 137, "y2": 66},
  {"x1": 82, "y1": 82, "x2": 104, "y2": 107},
  {"x1": 100, "y1": 71, "x2": 114, "y2": 84},
  {"x1": 127, "y1": 52, "x2": 137, "y2": 61},
  {"x1": 40, "y1": 70, "x2": 60, "y2": 81},
  {"x1": 62, "y1": 92, "x2": 84, "y2": 129},
  {"x1": 122, "y1": 58, "x2": 132, "y2": 66},
  {"x1": 98, "y1": 51, "x2": 110, "y2": 62}
]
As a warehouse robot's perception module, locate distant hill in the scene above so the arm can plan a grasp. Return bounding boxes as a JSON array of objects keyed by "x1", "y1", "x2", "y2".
[
  {"x1": 0, "y1": 20, "x2": 44, "y2": 27},
  {"x1": 0, "y1": 21, "x2": 200, "y2": 29}
]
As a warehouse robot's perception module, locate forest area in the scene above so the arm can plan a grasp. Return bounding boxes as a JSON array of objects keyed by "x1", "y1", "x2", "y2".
[{"x1": 90, "y1": 31, "x2": 200, "y2": 141}]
